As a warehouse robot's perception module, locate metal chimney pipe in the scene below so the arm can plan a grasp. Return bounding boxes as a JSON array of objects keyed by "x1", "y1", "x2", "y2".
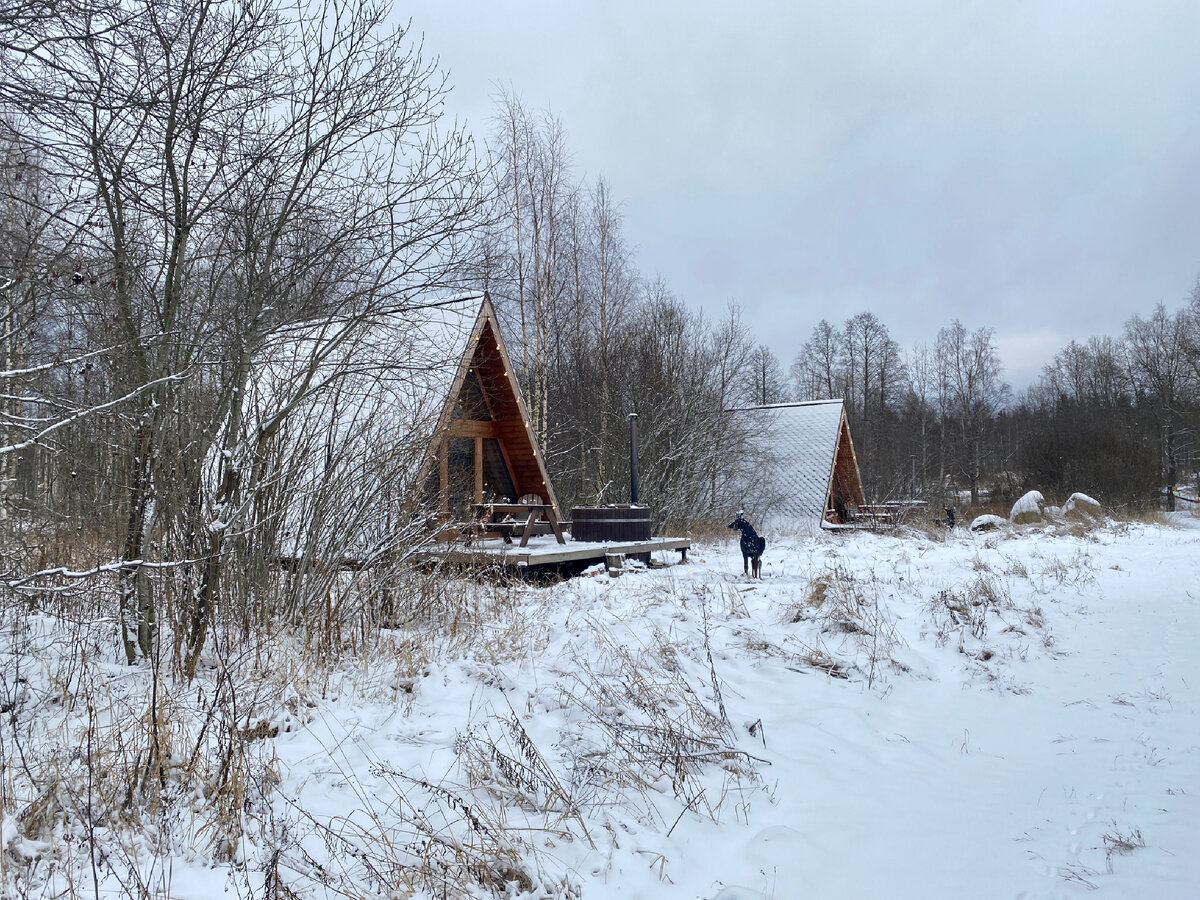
[{"x1": 629, "y1": 413, "x2": 639, "y2": 505}]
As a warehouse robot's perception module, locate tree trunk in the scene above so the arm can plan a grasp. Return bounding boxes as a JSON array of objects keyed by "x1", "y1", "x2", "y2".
[{"x1": 120, "y1": 424, "x2": 158, "y2": 664}]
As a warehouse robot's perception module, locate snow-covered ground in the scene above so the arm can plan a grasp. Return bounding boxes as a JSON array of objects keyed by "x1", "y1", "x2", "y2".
[{"x1": 3, "y1": 513, "x2": 1198, "y2": 898}]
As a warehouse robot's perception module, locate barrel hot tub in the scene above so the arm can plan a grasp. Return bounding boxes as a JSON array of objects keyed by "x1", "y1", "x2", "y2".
[{"x1": 570, "y1": 505, "x2": 652, "y2": 542}]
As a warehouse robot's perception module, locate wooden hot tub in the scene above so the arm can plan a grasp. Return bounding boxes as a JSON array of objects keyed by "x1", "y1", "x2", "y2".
[{"x1": 570, "y1": 505, "x2": 651, "y2": 542}]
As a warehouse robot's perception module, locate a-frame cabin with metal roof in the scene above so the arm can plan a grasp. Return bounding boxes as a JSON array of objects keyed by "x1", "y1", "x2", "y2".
[
  {"x1": 418, "y1": 294, "x2": 562, "y2": 530},
  {"x1": 729, "y1": 400, "x2": 865, "y2": 529}
]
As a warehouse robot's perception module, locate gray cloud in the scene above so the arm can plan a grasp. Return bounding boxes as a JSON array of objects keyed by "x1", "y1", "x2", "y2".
[{"x1": 405, "y1": 0, "x2": 1200, "y2": 389}]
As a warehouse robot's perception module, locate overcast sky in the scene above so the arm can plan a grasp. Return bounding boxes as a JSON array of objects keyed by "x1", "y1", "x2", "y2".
[{"x1": 402, "y1": 0, "x2": 1200, "y2": 390}]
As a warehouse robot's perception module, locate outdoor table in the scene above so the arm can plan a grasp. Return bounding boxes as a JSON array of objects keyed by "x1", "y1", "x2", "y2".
[{"x1": 473, "y1": 502, "x2": 566, "y2": 547}]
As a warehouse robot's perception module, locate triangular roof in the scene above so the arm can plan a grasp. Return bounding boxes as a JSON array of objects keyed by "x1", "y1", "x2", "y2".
[
  {"x1": 728, "y1": 400, "x2": 864, "y2": 529},
  {"x1": 416, "y1": 293, "x2": 561, "y2": 518},
  {"x1": 250, "y1": 293, "x2": 484, "y2": 482},
  {"x1": 239, "y1": 293, "x2": 559, "y2": 555}
]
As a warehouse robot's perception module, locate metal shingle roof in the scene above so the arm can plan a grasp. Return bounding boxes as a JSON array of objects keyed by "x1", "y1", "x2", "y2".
[
  {"x1": 730, "y1": 400, "x2": 846, "y2": 527},
  {"x1": 215, "y1": 295, "x2": 482, "y2": 554}
]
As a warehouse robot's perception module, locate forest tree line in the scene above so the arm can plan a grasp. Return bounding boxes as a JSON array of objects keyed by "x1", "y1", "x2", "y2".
[
  {"x1": 466, "y1": 90, "x2": 1196, "y2": 516},
  {"x1": 777, "y1": 298, "x2": 1198, "y2": 511}
]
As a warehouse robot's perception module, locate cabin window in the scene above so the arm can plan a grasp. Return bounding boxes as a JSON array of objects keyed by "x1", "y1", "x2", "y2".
[{"x1": 452, "y1": 369, "x2": 491, "y2": 420}]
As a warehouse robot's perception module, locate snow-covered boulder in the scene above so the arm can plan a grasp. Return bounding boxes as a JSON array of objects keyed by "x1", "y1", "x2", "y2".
[
  {"x1": 1010, "y1": 490, "x2": 1045, "y2": 525},
  {"x1": 1063, "y1": 492, "x2": 1102, "y2": 519},
  {"x1": 970, "y1": 514, "x2": 1008, "y2": 533}
]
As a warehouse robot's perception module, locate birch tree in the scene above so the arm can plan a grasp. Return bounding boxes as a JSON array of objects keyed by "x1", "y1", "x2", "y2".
[{"x1": 937, "y1": 320, "x2": 1008, "y2": 504}]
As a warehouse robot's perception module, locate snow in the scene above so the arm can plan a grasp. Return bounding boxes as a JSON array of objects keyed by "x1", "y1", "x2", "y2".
[
  {"x1": 1064, "y1": 492, "x2": 1103, "y2": 516},
  {"x1": 1011, "y1": 490, "x2": 1046, "y2": 523},
  {"x1": 4, "y1": 515, "x2": 1200, "y2": 898},
  {"x1": 969, "y1": 513, "x2": 1009, "y2": 532}
]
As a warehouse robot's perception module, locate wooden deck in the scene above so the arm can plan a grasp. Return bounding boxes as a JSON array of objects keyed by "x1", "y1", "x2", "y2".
[{"x1": 428, "y1": 534, "x2": 692, "y2": 577}]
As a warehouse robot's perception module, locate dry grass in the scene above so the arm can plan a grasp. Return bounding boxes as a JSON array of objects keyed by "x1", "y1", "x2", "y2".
[
  {"x1": 0, "y1": 616, "x2": 290, "y2": 896},
  {"x1": 784, "y1": 565, "x2": 902, "y2": 686},
  {"x1": 685, "y1": 518, "x2": 738, "y2": 544},
  {"x1": 0, "y1": 553, "x2": 769, "y2": 897},
  {"x1": 1002, "y1": 556, "x2": 1030, "y2": 579},
  {"x1": 1101, "y1": 823, "x2": 1146, "y2": 873},
  {"x1": 0, "y1": 556, "x2": 562, "y2": 899},
  {"x1": 1117, "y1": 504, "x2": 1172, "y2": 525},
  {"x1": 925, "y1": 573, "x2": 1012, "y2": 642},
  {"x1": 277, "y1": 755, "x2": 556, "y2": 899}
]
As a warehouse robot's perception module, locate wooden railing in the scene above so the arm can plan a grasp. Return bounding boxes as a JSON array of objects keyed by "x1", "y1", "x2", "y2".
[{"x1": 841, "y1": 501, "x2": 927, "y2": 529}]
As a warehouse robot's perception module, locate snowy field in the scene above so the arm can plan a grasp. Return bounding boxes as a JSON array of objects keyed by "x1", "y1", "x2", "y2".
[{"x1": 3, "y1": 513, "x2": 1199, "y2": 899}]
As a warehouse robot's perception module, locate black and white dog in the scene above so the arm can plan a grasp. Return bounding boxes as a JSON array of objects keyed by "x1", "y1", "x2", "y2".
[{"x1": 728, "y1": 513, "x2": 766, "y2": 578}]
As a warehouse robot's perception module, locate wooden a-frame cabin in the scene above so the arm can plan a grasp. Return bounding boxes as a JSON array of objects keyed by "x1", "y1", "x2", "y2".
[
  {"x1": 243, "y1": 291, "x2": 562, "y2": 557},
  {"x1": 417, "y1": 294, "x2": 562, "y2": 529},
  {"x1": 244, "y1": 291, "x2": 690, "y2": 571}
]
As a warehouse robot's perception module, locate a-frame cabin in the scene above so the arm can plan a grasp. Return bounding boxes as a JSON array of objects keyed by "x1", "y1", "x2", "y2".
[
  {"x1": 729, "y1": 400, "x2": 865, "y2": 529},
  {"x1": 243, "y1": 292, "x2": 561, "y2": 558},
  {"x1": 418, "y1": 295, "x2": 561, "y2": 528},
  {"x1": 244, "y1": 291, "x2": 691, "y2": 571}
]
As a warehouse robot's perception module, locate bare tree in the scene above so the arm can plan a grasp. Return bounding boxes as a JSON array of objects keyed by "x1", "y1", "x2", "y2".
[
  {"x1": 1180, "y1": 278, "x2": 1200, "y2": 392},
  {"x1": 745, "y1": 344, "x2": 787, "y2": 406},
  {"x1": 836, "y1": 312, "x2": 905, "y2": 496},
  {"x1": 706, "y1": 301, "x2": 755, "y2": 504},
  {"x1": 1017, "y1": 331, "x2": 1155, "y2": 507},
  {"x1": 790, "y1": 319, "x2": 840, "y2": 400},
  {"x1": 589, "y1": 176, "x2": 634, "y2": 491},
  {"x1": 937, "y1": 320, "x2": 1008, "y2": 504},
  {"x1": 903, "y1": 342, "x2": 939, "y2": 497},
  {"x1": 0, "y1": 123, "x2": 133, "y2": 544},
  {"x1": 490, "y1": 91, "x2": 572, "y2": 447},
  {"x1": 614, "y1": 282, "x2": 749, "y2": 527},
  {"x1": 1126, "y1": 303, "x2": 1192, "y2": 508},
  {"x1": 6, "y1": 0, "x2": 486, "y2": 666}
]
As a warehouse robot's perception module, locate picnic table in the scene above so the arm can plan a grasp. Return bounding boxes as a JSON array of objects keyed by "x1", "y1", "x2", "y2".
[
  {"x1": 842, "y1": 501, "x2": 927, "y2": 529},
  {"x1": 472, "y1": 502, "x2": 567, "y2": 547}
]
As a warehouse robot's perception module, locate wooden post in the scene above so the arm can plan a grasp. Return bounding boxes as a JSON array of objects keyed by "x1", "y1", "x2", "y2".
[{"x1": 474, "y1": 435, "x2": 483, "y2": 503}]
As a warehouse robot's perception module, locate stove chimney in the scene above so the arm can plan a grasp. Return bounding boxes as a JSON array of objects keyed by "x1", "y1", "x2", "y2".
[{"x1": 629, "y1": 413, "x2": 639, "y2": 505}]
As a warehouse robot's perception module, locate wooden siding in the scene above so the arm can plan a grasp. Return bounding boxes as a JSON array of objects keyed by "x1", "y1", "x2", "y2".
[{"x1": 424, "y1": 298, "x2": 561, "y2": 521}]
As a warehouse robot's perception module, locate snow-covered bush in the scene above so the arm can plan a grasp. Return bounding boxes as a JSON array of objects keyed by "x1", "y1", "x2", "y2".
[
  {"x1": 1063, "y1": 492, "x2": 1103, "y2": 519},
  {"x1": 1010, "y1": 490, "x2": 1045, "y2": 525},
  {"x1": 970, "y1": 514, "x2": 1009, "y2": 533}
]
